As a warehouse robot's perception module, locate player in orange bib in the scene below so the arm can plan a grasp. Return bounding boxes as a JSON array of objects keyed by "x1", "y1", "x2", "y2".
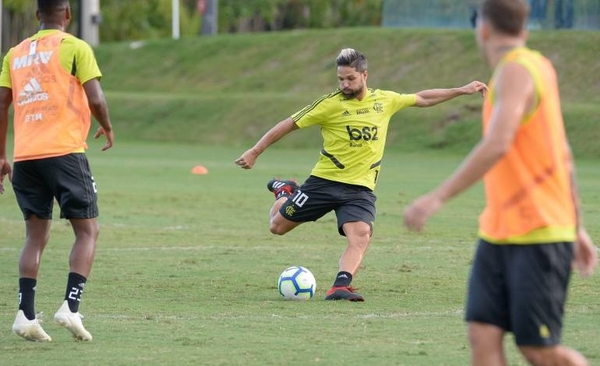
[
  {"x1": 0, "y1": 0, "x2": 114, "y2": 342},
  {"x1": 404, "y1": 0, "x2": 598, "y2": 365}
]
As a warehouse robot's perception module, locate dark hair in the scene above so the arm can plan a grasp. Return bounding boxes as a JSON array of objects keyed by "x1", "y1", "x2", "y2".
[
  {"x1": 479, "y1": 0, "x2": 529, "y2": 36},
  {"x1": 37, "y1": 0, "x2": 69, "y2": 14},
  {"x1": 336, "y1": 48, "x2": 368, "y2": 72}
]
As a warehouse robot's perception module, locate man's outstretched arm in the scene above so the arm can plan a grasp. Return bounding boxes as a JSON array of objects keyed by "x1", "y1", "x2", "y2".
[
  {"x1": 414, "y1": 81, "x2": 487, "y2": 107},
  {"x1": 235, "y1": 117, "x2": 298, "y2": 170}
]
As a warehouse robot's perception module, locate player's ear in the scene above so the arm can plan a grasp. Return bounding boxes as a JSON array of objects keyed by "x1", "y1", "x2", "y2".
[{"x1": 477, "y1": 19, "x2": 491, "y2": 42}]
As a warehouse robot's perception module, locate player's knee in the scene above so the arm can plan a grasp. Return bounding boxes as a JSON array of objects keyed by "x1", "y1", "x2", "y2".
[
  {"x1": 467, "y1": 324, "x2": 486, "y2": 349},
  {"x1": 346, "y1": 228, "x2": 371, "y2": 249},
  {"x1": 93, "y1": 222, "x2": 100, "y2": 239},
  {"x1": 269, "y1": 221, "x2": 289, "y2": 235},
  {"x1": 519, "y1": 347, "x2": 543, "y2": 366},
  {"x1": 467, "y1": 322, "x2": 504, "y2": 351},
  {"x1": 88, "y1": 221, "x2": 100, "y2": 240},
  {"x1": 343, "y1": 222, "x2": 371, "y2": 238},
  {"x1": 519, "y1": 346, "x2": 588, "y2": 366},
  {"x1": 72, "y1": 219, "x2": 100, "y2": 242},
  {"x1": 357, "y1": 227, "x2": 372, "y2": 240},
  {"x1": 269, "y1": 224, "x2": 284, "y2": 235},
  {"x1": 269, "y1": 214, "x2": 298, "y2": 235}
]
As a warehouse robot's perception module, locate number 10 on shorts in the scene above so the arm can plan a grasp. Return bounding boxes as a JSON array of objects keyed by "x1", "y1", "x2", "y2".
[{"x1": 291, "y1": 190, "x2": 309, "y2": 207}]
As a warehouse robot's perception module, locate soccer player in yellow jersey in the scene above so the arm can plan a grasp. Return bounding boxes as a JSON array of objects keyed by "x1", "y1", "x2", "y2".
[
  {"x1": 236, "y1": 48, "x2": 486, "y2": 301},
  {"x1": 0, "y1": 0, "x2": 114, "y2": 342},
  {"x1": 404, "y1": 0, "x2": 598, "y2": 365}
]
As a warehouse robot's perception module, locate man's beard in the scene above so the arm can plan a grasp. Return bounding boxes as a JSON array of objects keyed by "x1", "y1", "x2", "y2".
[{"x1": 342, "y1": 86, "x2": 364, "y2": 99}]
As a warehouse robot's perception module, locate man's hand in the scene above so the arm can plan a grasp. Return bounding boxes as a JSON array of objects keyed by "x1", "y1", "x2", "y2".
[
  {"x1": 573, "y1": 227, "x2": 598, "y2": 278},
  {"x1": 0, "y1": 158, "x2": 12, "y2": 194},
  {"x1": 235, "y1": 148, "x2": 259, "y2": 170},
  {"x1": 403, "y1": 192, "x2": 445, "y2": 232},
  {"x1": 460, "y1": 81, "x2": 488, "y2": 98},
  {"x1": 94, "y1": 127, "x2": 114, "y2": 151}
]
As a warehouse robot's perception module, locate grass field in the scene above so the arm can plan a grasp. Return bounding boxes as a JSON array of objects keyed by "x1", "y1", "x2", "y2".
[{"x1": 0, "y1": 140, "x2": 598, "y2": 366}]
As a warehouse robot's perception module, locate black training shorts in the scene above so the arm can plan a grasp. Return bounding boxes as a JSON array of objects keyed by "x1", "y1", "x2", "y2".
[
  {"x1": 279, "y1": 175, "x2": 376, "y2": 236},
  {"x1": 12, "y1": 153, "x2": 99, "y2": 220},
  {"x1": 465, "y1": 238, "x2": 573, "y2": 346}
]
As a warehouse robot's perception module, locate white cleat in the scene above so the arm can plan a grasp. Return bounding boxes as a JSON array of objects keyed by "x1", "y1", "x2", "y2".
[
  {"x1": 12, "y1": 310, "x2": 52, "y2": 342},
  {"x1": 54, "y1": 301, "x2": 93, "y2": 341}
]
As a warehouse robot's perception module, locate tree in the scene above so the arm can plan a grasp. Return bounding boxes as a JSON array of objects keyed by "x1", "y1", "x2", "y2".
[
  {"x1": 2, "y1": 0, "x2": 38, "y2": 50},
  {"x1": 218, "y1": 0, "x2": 382, "y2": 33},
  {"x1": 1, "y1": 0, "x2": 383, "y2": 49},
  {"x1": 99, "y1": 0, "x2": 200, "y2": 41}
]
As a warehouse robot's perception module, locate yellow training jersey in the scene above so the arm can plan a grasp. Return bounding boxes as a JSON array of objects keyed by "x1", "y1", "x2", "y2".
[{"x1": 292, "y1": 89, "x2": 416, "y2": 190}]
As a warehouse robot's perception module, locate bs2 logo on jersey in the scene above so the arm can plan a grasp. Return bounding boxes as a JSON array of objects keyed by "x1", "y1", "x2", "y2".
[{"x1": 346, "y1": 125, "x2": 379, "y2": 141}]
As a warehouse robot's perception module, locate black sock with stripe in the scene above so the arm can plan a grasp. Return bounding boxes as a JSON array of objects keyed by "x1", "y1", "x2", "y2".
[
  {"x1": 332, "y1": 271, "x2": 352, "y2": 287},
  {"x1": 19, "y1": 278, "x2": 37, "y2": 320}
]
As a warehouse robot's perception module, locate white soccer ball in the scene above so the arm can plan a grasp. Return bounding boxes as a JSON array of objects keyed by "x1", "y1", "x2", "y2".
[{"x1": 277, "y1": 266, "x2": 317, "y2": 300}]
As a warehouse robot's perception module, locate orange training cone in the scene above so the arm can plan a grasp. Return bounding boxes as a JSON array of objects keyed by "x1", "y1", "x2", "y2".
[{"x1": 191, "y1": 165, "x2": 208, "y2": 175}]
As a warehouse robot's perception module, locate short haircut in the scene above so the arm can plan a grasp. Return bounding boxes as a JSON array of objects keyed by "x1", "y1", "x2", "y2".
[
  {"x1": 38, "y1": 0, "x2": 69, "y2": 14},
  {"x1": 336, "y1": 48, "x2": 368, "y2": 72},
  {"x1": 479, "y1": 0, "x2": 529, "y2": 36}
]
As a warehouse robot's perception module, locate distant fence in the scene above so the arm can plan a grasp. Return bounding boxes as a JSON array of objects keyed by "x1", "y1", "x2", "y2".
[{"x1": 382, "y1": 0, "x2": 600, "y2": 30}]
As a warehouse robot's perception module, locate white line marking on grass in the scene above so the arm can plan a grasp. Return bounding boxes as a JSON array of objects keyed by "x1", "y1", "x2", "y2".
[{"x1": 86, "y1": 309, "x2": 465, "y2": 322}]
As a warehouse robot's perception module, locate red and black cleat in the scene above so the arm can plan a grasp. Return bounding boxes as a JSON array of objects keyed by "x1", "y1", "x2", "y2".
[
  {"x1": 266, "y1": 178, "x2": 299, "y2": 199},
  {"x1": 324, "y1": 286, "x2": 365, "y2": 302}
]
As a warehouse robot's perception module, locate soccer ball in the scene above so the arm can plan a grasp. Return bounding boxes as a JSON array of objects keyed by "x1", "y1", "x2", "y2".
[{"x1": 277, "y1": 266, "x2": 316, "y2": 300}]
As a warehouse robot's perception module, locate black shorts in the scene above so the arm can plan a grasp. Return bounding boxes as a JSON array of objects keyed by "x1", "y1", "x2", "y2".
[
  {"x1": 279, "y1": 175, "x2": 376, "y2": 236},
  {"x1": 465, "y1": 239, "x2": 573, "y2": 346},
  {"x1": 12, "y1": 153, "x2": 99, "y2": 220}
]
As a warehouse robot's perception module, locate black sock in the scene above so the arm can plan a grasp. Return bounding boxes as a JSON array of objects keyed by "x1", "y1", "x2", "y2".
[
  {"x1": 332, "y1": 271, "x2": 353, "y2": 287},
  {"x1": 65, "y1": 272, "x2": 87, "y2": 313},
  {"x1": 19, "y1": 278, "x2": 37, "y2": 320},
  {"x1": 275, "y1": 191, "x2": 292, "y2": 199}
]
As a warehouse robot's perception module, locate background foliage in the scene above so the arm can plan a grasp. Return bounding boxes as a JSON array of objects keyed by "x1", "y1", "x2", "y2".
[
  {"x1": 1, "y1": 0, "x2": 382, "y2": 47},
  {"x1": 219, "y1": 0, "x2": 382, "y2": 33}
]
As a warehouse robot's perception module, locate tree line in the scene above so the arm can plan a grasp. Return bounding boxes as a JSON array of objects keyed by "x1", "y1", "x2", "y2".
[{"x1": 1, "y1": 0, "x2": 382, "y2": 49}]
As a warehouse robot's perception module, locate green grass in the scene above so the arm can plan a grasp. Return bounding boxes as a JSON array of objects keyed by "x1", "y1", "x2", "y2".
[
  {"x1": 91, "y1": 27, "x2": 600, "y2": 157},
  {"x1": 0, "y1": 140, "x2": 598, "y2": 365},
  {"x1": 1, "y1": 26, "x2": 599, "y2": 365}
]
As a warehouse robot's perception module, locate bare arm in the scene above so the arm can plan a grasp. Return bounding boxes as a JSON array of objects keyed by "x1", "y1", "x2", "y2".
[
  {"x1": 83, "y1": 78, "x2": 114, "y2": 151},
  {"x1": 414, "y1": 81, "x2": 487, "y2": 107},
  {"x1": 235, "y1": 117, "x2": 298, "y2": 169},
  {"x1": 567, "y1": 148, "x2": 598, "y2": 277},
  {"x1": 404, "y1": 63, "x2": 533, "y2": 231},
  {"x1": 0, "y1": 87, "x2": 13, "y2": 193}
]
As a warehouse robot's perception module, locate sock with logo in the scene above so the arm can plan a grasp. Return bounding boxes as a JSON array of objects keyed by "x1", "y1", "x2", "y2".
[
  {"x1": 275, "y1": 191, "x2": 293, "y2": 200},
  {"x1": 332, "y1": 271, "x2": 353, "y2": 288},
  {"x1": 64, "y1": 272, "x2": 87, "y2": 313},
  {"x1": 19, "y1": 278, "x2": 37, "y2": 320}
]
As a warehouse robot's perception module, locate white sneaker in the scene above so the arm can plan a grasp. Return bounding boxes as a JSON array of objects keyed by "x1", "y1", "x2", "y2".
[
  {"x1": 12, "y1": 310, "x2": 52, "y2": 342},
  {"x1": 54, "y1": 301, "x2": 93, "y2": 341}
]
